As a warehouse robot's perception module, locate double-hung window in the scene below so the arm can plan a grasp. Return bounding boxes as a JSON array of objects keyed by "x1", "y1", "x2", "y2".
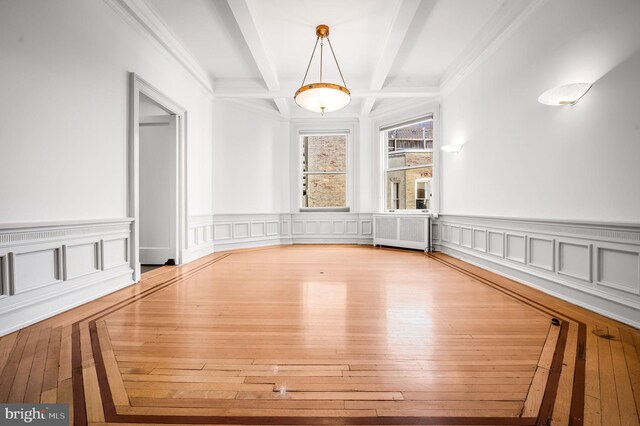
[
  {"x1": 301, "y1": 133, "x2": 348, "y2": 210},
  {"x1": 382, "y1": 116, "x2": 434, "y2": 211}
]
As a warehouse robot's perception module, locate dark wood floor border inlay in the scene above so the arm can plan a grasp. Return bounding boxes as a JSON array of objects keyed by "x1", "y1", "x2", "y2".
[
  {"x1": 569, "y1": 323, "x2": 587, "y2": 426},
  {"x1": 69, "y1": 250, "x2": 580, "y2": 425},
  {"x1": 536, "y1": 321, "x2": 569, "y2": 425}
]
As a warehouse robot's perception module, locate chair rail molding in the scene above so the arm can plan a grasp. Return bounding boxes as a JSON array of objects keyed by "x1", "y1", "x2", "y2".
[
  {"x1": 0, "y1": 218, "x2": 135, "y2": 336},
  {"x1": 432, "y1": 215, "x2": 640, "y2": 328}
]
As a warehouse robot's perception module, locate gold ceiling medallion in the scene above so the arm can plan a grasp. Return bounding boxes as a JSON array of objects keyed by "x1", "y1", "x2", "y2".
[{"x1": 294, "y1": 24, "x2": 351, "y2": 115}]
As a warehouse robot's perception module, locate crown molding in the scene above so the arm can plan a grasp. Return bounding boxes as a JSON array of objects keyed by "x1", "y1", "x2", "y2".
[
  {"x1": 368, "y1": 97, "x2": 439, "y2": 120},
  {"x1": 216, "y1": 98, "x2": 285, "y2": 121},
  {"x1": 439, "y1": 0, "x2": 549, "y2": 96},
  {"x1": 103, "y1": 0, "x2": 214, "y2": 97}
]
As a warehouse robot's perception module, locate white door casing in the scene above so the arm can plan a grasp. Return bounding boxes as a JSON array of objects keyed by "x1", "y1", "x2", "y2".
[{"x1": 129, "y1": 73, "x2": 188, "y2": 281}]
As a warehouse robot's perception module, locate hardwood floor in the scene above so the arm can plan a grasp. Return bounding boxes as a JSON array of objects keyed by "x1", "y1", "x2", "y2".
[{"x1": 0, "y1": 245, "x2": 638, "y2": 425}]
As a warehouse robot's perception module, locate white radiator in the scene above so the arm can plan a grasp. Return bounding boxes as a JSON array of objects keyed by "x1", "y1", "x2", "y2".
[{"x1": 373, "y1": 214, "x2": 432, "y2": 251}]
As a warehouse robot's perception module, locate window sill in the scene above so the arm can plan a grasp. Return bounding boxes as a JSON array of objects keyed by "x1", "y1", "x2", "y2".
[
  {"x1": 381, "y1": 210, "x2": 432, "y2": 215},
  {"x1": 299, "y1": 207, "x2": 351, "y2": 213}
]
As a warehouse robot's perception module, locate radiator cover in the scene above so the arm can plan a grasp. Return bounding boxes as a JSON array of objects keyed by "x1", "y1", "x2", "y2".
[{"x1": 373, "y1": 214, "x2": 432, "y2": 251}]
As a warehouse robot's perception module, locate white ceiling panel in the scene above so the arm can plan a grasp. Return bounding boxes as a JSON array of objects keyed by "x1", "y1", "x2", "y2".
[
  {"x1": 387, "y1": 0, "x2": 505, "y2": 86},
  {"x1": 245, "y1": 0, "x2": 403, "y2": 89},
  {"x1": 146, "y1": 0, "x2": 263, "y2": 84}
]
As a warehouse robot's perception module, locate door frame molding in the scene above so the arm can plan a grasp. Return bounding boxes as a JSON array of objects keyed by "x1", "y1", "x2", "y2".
[{"x1": 128, "y1": 72, "x2": 187, "y2": 281}]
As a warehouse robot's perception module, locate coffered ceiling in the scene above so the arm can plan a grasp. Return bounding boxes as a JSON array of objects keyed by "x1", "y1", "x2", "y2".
[{"x1": 143, "y1": 0, "x2": 535, "y2": 117}]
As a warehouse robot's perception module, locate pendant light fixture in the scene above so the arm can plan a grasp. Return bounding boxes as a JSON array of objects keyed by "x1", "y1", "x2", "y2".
[{"x1": 294, "y1": 24, "x2": 351, "y2": 114}]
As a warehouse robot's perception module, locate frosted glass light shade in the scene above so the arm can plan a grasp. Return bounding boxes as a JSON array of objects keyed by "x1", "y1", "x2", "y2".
[
  {"x1": 294, "y1": 83, "x2": 351, "y2": 113},
  {"x1": 538, "y1": 83, "x2": 592, "y2": 106},
  {"x1": 441, "y1": 143, "x2": 464, "y2": 153}
]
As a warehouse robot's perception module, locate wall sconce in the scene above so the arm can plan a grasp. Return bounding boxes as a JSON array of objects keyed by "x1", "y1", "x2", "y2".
[
  {"x1": 441, "y1": 143, "x2": 464, "y2": 153},
  {"x1": 538, "y1": 83, "x2": 592, "y2": 106}
]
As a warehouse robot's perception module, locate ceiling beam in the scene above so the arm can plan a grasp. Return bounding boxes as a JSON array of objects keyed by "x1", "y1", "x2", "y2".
[
  {"x1": 360, "y1": 0, "x2": 421, "y2": 115},
  {"x1": 226, "y1": 0, "x2": 289, "y2": 116}
]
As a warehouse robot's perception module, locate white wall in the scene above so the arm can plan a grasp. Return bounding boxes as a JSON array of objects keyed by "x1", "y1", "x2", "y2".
[
  {"x1": 212, "y1": 100, "x2": 288, "y2": 214},
  {"x1": 440, "y1": 0, "x2": 640, "y2": 223},
  {"x1": 139, "y1": 94, "x2": 170, "y2": 117},
  {"x1": 0, "y1": 0, "x2": 214, "y2": 222}
]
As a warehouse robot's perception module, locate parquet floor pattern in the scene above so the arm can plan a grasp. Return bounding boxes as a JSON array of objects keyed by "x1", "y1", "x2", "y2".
[{"x1": 0, "y1": 245, "x2": 638, "y2": 425}]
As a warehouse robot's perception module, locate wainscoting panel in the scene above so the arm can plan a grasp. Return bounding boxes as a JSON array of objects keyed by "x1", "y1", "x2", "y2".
[
  {"x1": 461, "y1": 227, "x2": 472, "y2": 248},
  {"x1": 292, "y1": 220, "x2": 305, "y2": 235},
  {"x1": 287, "y1": 213, "x2": 373, "y2": 245},
  {"x1": 557, "y1": 242, "x2": 591, "y2": 282},
  {"x1": 361, "y1": 220, "x2": 373, "y2": 236},
  {"x1": 266, "y1": 221, "x2": 279, "y2": 236},
  {"x1": 506, "y1": 233, "x2": 526, "y2": 264},
  {"x1": 472, "y1": 229, "x2": 486, "y2": 252},
  {"x1": 319, "y1": 220, "x2": 331, "y2": 234},
  {"x1": 450, "y1": 226, "x2": 460, "y2": 244},
  {"x1": 210, "y1": 213, "x2": 374, "y2": 251},
  {"x1": 251, "y1": 222, "x2": 265, "y2": 237},
  {"x1": 305, "y1": 221, "x2": 318, "y2": 235},
  {"x1": 212, "y1": 214, "x2": 284, "y2": 252},
  {"x1": 214, "y1": 223, "x2": 231, "y2": 240},
  {"x1": 597, "y1": 247, "x2": 640, "y2": 295},
  {"x1": 233, "y1": 223, "x2": 250, "y2": 239},
  {"x1": 0, "y1": 219, "x2": 134, "y2": 336},
  {"x1": 11, "y1": 248, "x2": 61, "y2": 294},
  {"x1": 183, "y1": 215, "x2": 215, "y2": 263},
  {"x1": 64, "y1": 242, "x2": 100, "y2": 280},
  {"x1": 528, "y1": 237, "x2": 555, "y2": 272},
  {"x1": 102, "y1": 237, "x2": 129, "y2": 269},
  {"x1": 434, "y1": 215, "x2": 640, "y2": 327},
  {"x1": 488, "y1": 231, "x2": 505, "y2": 257}
]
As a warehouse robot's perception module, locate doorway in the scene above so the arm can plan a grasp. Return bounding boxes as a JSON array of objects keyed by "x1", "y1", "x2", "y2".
[{"x1": 129, "y1": 73, "x2": 187, "y2": 282}]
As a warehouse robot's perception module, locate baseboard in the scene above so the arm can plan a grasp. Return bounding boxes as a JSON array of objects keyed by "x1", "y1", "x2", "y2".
[
  {"x1": 213, "y1": 238, "x2": 282, "y2": 252},
  {"x1": 0, "y1": 268, "x2": 134, "y2": 336},
  {"x1": 182, "y1": 243, "x2": 215, "y2": 263}
]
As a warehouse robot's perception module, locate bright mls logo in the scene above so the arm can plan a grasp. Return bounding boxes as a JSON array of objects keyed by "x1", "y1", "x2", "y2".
[{"x1": 2, "y1": 404, "x2": 68, "y2": 425}]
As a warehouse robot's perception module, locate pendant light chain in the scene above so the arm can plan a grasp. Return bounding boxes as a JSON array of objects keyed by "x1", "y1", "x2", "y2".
[
  {"x1": 326, "y1": 37, "x2": 347, "y2": 89},
  {"x1": 300, "y1": 37, "x2": 319, "y2": 87}
]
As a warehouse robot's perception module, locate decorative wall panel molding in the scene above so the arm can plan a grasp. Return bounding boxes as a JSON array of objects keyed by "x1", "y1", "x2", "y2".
[
  {"x1": 0, "y1": 219, "x2": 134, "y2": 336},
  {"x1": 183, "y1": 215, "x2": 215, "y2": 263},
  {"x1": 210, "y1": 213, "x2": 373, "y2": 252},
  {"x1": 433, "y1": 215, "x2": 640, "y2": 327}
]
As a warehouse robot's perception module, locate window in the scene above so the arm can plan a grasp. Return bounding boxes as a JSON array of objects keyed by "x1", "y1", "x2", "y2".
[
  {"x1": 382, "y1": 116, "x2": 433, "y2": 211},
  {"x1": 301, "y1": 134, "x2": 348, "y2": 209}
]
